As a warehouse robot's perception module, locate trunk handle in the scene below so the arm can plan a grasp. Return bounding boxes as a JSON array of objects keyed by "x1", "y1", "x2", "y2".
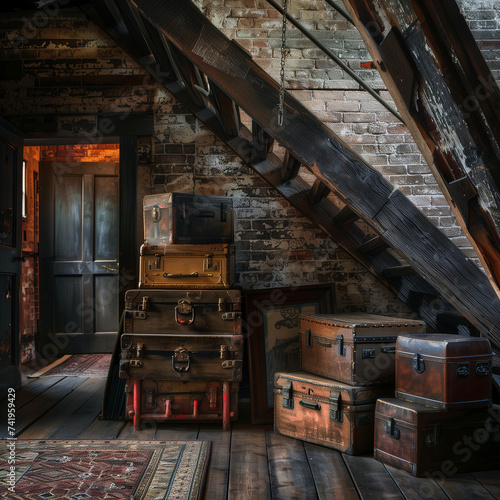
[
  {"x1": 172, "y1": 347, "x2": 191, "y2": 372},
  {"x1": 316, "y1": 339, "x2": 332, "y2": 348},
  {"x1": 299, "y1": 400, "x2": 321, "y2": 411},
  {"x1": 165, "y1": 272, "x2": 200, "y2": 278}
]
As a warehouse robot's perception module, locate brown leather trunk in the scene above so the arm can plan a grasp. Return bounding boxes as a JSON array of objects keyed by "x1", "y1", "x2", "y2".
[
  {"x1": 143, "y1": 193, "x2": 233, "y2": 245},
  {"x1": 138, "y1": 243, "x2": 234, "y2": 289},
  {"x1": 119, "y1": 332, "x2": 243, "y2": 382},
  {"x1": 274, "y1": 371, "x2": 393, "y2": 454},
  {"x1": 124, "y1": 379, "x2": 239, "y2": 430},
  {"x1": 396, "y1": 334, "x2": 492, "y2": 409},
  {"x1": 300, "y1": 314, "x2": 426, "y2": 385},
  {"x1": 124, "y1": 289, "x2": 241, "y2": 335},
  {"x1": 374, "y1": 398, "x2": 500, "y2": 476}
]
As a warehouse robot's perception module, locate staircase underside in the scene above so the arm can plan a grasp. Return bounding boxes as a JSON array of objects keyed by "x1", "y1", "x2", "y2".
[{"x1": 81, "y1": 0, "x2": 500, "y2": 351}]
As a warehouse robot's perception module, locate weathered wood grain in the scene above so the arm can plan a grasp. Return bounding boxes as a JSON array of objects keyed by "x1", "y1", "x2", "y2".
[
  {"x1": 266, "y1": 431, "x2": 318, "y2": 500},
  {"x1": 19, "y1": 377, "x2": 105, "y2": 440},
  {"x1": 304, "y1": 442, "x2": 359, "y2": 500},
  {"x1": 3, "y1": 377, "x2": 89, "y2": 438},
  {"x1": 436, "y1": 472, "x2": 496, "y2": 500},
  {"x1": 343, "y1": 454, "x2": 405, "y2": 499},
  {"x1": 199, "y1": 424, "x2": 231, "y2": 499},
  {"x1": 228, "y1": 424, "x2": 272, "y2": 499}
]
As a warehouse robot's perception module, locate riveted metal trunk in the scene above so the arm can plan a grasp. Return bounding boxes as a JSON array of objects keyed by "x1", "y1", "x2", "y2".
[
  {"x1": 396, "y1": 334, "x2": 492, "y2": 409},
  {"x1": 274, "y1": 371, "x2": 393, "y2": 454},
  {"x1": 300, "y1": 314, "x2": 425, "y2": 385},
  {"x1": 143, "y1": 193, "x2": 233, "y2": 245},
  {"x1": 374, "y1": 398, "x2": 500, "y2": 476}
]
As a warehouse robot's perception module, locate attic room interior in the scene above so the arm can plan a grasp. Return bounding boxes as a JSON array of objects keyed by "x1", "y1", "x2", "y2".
[{"x1": 1, "y1": 0, "x2": 500, "y2": 498}]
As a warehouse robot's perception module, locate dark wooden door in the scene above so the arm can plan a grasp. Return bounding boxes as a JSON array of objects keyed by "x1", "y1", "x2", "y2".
[
  {"x1": 39, "y1": 162, "x2": 120, "y2": 353},
  {"x1": 0, "y1": 118, "x2": 23, "y2": 391}
]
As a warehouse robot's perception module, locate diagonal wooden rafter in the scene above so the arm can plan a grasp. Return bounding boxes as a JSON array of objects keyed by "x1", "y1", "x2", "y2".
[{"x1": 342, "y1": 0, "x2": 500, "y2": 301}]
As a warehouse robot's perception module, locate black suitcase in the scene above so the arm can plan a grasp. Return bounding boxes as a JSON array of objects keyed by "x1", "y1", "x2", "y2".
[
  {"x1": 143, "y1": 193, "x2": 234, "y2": 245},
  {"x1": 118, "y1": 332, "x2": 244, "y2": 382},
  {"x1": 124, "y1": 289, "x2": 242, "y2": 335}
]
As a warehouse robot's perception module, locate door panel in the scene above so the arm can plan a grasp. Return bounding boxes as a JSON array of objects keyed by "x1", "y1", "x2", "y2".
[
  {"x1": 40, "y1": 162, "x2": 119, "y2": 353},
  {"x1": 0, "y1": 118, "x2": 23, "y2": 392}
]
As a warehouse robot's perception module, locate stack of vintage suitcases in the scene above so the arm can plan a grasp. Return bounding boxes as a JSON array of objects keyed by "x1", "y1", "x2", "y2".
[
  {"x1": 118, "y1": 193, "x2": 243, "y2": 430},
  {"x1": 274, "y1": 315, "x2": 500, "y2": 475}
]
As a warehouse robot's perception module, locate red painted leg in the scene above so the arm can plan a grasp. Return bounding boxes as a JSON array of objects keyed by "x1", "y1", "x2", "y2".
[
  {"x1": 222, "y1": 382, "x2": 230, "y2": 431},
  {"x1": 133, "y1": 379, "x2": 141, "y2": 431}
]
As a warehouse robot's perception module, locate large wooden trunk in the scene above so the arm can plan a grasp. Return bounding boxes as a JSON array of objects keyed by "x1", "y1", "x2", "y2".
[
  {"x1": 124, "y1": 289, "x2": 241, "y2": 335},
  {"x1": 396, "y1": 334, "x2": 492, "y2": 409},
  {"x1": 124, "y1": 379, "x2": 239, "y2": 430},
  {"x1": 374, "y1": 398, "x2": 500, "y2": 476},
  {"x1": 139, "y1": 243, "x2": 234, "y2": 289},
  {"x1": 143, "y1": 193, "x2": 233, "y2": 245},
  {"x1": 274, "y1": 371, "x2": 393, "y2": 455},
  {"x1": 119, "y1": 333, "x2": 243, "y2": 382},
  {"x1": 300, "y1": 314, "x2": 425, "y2": 385}
]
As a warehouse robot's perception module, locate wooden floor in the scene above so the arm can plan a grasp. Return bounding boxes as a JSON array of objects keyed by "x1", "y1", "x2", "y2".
[{"x1": 1, "y1": 373, "x2": 499, "y2": 500}]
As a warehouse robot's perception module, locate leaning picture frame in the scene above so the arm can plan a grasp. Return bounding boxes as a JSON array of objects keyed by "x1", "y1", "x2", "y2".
[{"x1": 244, "y1": 284, "x2": 336, "y2": 424}]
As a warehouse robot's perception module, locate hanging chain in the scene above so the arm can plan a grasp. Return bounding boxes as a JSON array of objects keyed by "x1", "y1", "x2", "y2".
[{"x1": 277, "y1": 0, "x2": 288, "y2": 127}]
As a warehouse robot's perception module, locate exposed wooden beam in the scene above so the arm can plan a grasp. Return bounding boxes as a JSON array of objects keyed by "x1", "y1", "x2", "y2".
[
  {"x1": 308, "y1": 178, "x2": 330, "y2": 205},
  {"x1": 281, "y1": 151, "x2": 301, "y2": 182},
  {"x1": 131, "y1": 0, "x2": 500, "y2": 347},
  {"x1": 251, "y1": 121, "x2": 274, "y2": 163},
  {"x1": 343, "y1": 0, "x2": 500, "y2": 301}
]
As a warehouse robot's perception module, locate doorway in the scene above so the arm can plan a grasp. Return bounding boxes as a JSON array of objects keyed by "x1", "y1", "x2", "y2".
[{"x1": 22, "y1": 141, "x2": 136, "y2": 357}]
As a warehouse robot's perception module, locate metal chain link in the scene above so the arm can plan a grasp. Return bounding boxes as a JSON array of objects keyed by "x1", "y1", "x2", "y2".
[{"x1": 277, "y1": 0, "x2": 288, "y2": 127}]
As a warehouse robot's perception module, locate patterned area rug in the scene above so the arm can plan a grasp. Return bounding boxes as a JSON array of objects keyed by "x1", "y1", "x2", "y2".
[
  {"x1": 0, "y1": 440, "x2": 210, "y2": 499},
  {"x1": 28, "y1": 354, "x2": 112, "y2": 378}
]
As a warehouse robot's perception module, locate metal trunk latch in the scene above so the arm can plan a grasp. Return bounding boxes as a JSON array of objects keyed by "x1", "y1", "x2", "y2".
[
  {"x1": 175, "y1": 299, "x2": 195, "y2": 325},
  {"x1": 413, "y1": 353, "x2": 425, "y2": 373},
  {"x1": 456, "y1": 362, "x2": 470, "y2": 377},
  {"x1": 386, "y1": 418, "x2": 400, "y2": 440},
  {"x1": 475, "y1": 362, "x2": 490, "y2": 377},
  {"x1": 425, "y1": 425, "x2": 443, "y2": 447},
  {"x1": 152, "y1": 205, "x2": 161, "y2": 222},
  {"x1": 282, "y1": 380, "x2": 294, "y2": 409},
  {"x1": 305, "y1": 329, "x2": 312, "y2": 348},
  {"x1": 329, "y1": 390, "x2": 341, "y2": 422},
  {"x1": 337, "y1": 334, "x2": 346, "y2": 357},
  {"x1": 172, "y1": 346, "x2": 191, "y2": 372}
]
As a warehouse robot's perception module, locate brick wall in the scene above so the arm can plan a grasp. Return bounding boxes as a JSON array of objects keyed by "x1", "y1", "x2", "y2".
[{"x1": 4, "y1": 4, "x2": 497, "y2": 321}]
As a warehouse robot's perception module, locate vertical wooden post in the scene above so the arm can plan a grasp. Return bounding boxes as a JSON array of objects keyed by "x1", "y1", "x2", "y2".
[{"x1": 133, "y1": 379, "x2": 141, "y2": 430}]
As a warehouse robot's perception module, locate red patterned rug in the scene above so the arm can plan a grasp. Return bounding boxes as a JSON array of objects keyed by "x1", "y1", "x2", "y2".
[
  {"x1": 29, "y1": 354, "x2": 112, "y2": 378},
  {"x1": 0, "y1": 439, "x2": 210, "y2": 499}
]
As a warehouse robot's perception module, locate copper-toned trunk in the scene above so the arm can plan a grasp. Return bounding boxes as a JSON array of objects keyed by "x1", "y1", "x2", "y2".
[
  {"x1": 396, "y1": 334, "x2": 492, "y2": 409},
  {"x1": 143, "y1": 193, "x2": 234, "y2": 245},
  {"x1": 274, "y1": 371, "x2": 393, "y2": 455},
  {"x1": 139, "y1": 243, "x2": 235, "y2": 289},
  {"x1": 126, "y1": 379, "x2": 238, "y2": 430},
  {"x1": 374, "y1": 398, "x2": 500, "y2": 476},
  {"x1": 300, "y1": 314, "x2": 425, "y2": 385}
]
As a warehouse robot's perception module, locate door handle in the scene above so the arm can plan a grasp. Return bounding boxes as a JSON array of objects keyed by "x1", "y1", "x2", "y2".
[{"x1": 102, "y1": 263, "x2": 119, "y2": 272}]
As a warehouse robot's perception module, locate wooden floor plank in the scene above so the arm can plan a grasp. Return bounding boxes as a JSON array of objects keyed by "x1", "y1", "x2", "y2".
[
  {"x1": 48, "y1": 379, "x2": 107, "y2": 439},
  {"x1": 228, "y1": 424, "x2": 272, "y2": 499},
  {"x1": 79, "y1": 417, "x2": 126, "y2": 440},
  {"x1": 0, "y1": 376, "x2": 65, "y2": 411},
  {"x1": 1, "y1": 377, "x2": 89, "y2": 438},
  {"x1": 437, "y1": 473, "x2": 496, "y2": 500},
  {"x1": 384, "y1": 465, "x2": 449, "y2": 500},
  {"x1": 19, "y1": 377, "x2": 105, "y2": 440},
  {"x1": 198, "y1": 423, "x2": 231, "y2": 500},
  {"x1": 154, "y1": 423, "x2": 200, "y2": 440},
  {"x1": 471, "y1": 470, "x2": 500, "y2": 499},
  {"x1": 117, "y1": 421, "x2": 157, "y2": 440},
  {"x1": 343, "y1": 455, "x2": 405, "y2": 499},
  {"x1": 267, "y1": 432, "x2": 318, "y2": 500},
  {"x1": 304, "y1": 442, "x2": 359, "y2": 500}
]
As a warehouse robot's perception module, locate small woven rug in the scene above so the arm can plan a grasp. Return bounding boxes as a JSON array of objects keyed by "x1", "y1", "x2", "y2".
[
  {"x1": 28, "y1": 354, "x2": 112, "y2": 378},
  {"x1": 0, "y1": 439, "x2": 210, "y2": 499}
]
